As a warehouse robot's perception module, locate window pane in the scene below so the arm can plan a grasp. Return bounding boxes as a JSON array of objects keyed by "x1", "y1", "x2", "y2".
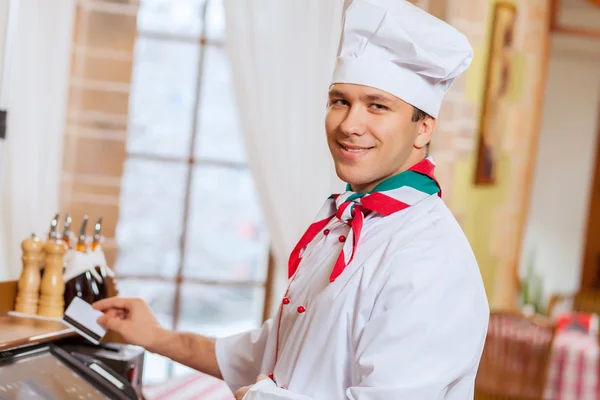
[
  {"x1": 194, "y1": 46, "x2": 246, "y2": 163},
  {"x1": 137, "y1": 0, "x2": 205, "y2": 38},
  {"x1": 115, "y1": 279, "x2": 176, "y2": 328},
  {"x1": 183, "y1": 166, "x2": 268, "y2": 281},
  {"x1": 206, "y1": 0, "x2": 226, "y2": 42},
  {"x1": 115, "y1": 159, "x2": 187, "y2": 277},
  {"x1": 127, "y1": 37, "x2": 199, "y2": 158},
  {"x1": 177, "y1": 283, "x2": 265, "y2": 337},
  {"x1": 115, "y1": 279, "x2": 176, "y2": 384}
]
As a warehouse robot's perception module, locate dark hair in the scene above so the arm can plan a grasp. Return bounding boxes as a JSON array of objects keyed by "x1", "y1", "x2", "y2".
[
  {"x1": 412, "y1": 106, "x2": 432, "y2": 155},
  {"x1": 411, "y1": 106, "x2": 430, "y2": 122}
]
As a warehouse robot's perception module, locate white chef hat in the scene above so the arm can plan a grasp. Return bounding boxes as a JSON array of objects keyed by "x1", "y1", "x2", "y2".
[{"x1": 330, "y1": 0, "x2": 474, "y2": 118}]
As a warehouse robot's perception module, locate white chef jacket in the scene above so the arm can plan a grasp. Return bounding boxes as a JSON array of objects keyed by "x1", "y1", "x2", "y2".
[{"x1": 216, "y1": 194, "x2": 489, "y2": 399}]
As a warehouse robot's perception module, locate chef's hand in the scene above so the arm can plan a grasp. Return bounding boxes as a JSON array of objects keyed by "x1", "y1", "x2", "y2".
[
  {"x1": 235, "y1": 375, "x2": 270, "y2": 400},
  {"x1": 93, "y1": 297, "x2": 164, "y2": 350}
]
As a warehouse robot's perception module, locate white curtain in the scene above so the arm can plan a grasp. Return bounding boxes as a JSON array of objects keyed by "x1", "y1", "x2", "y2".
[
  {"x1": 223, "y1": 0, "x2": 347, "y2": 309},
  {"x1": 0, "y1": 0, "x2": 75, "y2": 281}
]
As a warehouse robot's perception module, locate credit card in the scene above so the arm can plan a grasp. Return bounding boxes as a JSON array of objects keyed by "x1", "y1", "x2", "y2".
[{"x1": 63, "y1": 297, "x2": 107, "y2": 345}]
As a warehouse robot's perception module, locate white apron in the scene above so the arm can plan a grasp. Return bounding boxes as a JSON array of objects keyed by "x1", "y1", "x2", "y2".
[{"x1": 216, "y1": 194, "x2": 489, "y2": 399}]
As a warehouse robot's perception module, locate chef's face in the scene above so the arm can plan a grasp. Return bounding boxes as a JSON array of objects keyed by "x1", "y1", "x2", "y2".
[{"x1": 325, "y1": 84, "x2": 435, "y2": 193}]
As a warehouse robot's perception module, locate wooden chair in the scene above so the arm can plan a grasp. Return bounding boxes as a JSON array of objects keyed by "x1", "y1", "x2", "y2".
[
  {"x1": 475, "y1": 310, "x2": 556, "y2": 400},
  {"x1": 547, "y1": 289, "x2": 600, "y2": 317}
]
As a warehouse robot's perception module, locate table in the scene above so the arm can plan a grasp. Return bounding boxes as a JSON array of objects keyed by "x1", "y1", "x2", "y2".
[
  {"x1": 486, "y1": 313, "x2": 599, "y2": 400},
  {"x1": 544, "y1": 330, "x2": 599, "y2": 400},
  {"x1": 0, "y1": 312, "x2": 74, "y2": 350}
]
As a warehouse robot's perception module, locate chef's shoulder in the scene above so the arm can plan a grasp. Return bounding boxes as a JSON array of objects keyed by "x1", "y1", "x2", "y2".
[{"x1": 383, "y1": 195, "x2": 484, "y2": 291}]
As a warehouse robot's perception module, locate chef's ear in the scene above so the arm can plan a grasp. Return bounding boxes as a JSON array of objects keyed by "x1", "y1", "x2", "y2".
[{"x1": 413, "y1": 111, "x2": 435, "y2": 151}]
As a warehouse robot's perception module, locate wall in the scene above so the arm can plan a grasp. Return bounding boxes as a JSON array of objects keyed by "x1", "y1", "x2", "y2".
[
  {"x1": 0, "y1": 0, "x2": 136, "y2": 282},
  {"x1": 0, "y1": 0, "x2": 9, "y2": 92},
  {"x1": 520, "y1": 33, "x2": 600, "y2": 302},
  {"x1": 0, "y1": 0, "x2": 9, "y2": 282},
  {"x1": 59, "y1": 0, "x2": 137, "y2": 269},
  {"x1": 0, "y1": 0, "x2": 75, "y2": 282},
  {"x1": 432, "y1": 0, "x2": 551, "y2": 308}
]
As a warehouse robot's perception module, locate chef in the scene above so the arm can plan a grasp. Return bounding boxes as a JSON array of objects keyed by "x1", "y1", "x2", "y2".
[{"x1": 94, "y1": 0, "x2": 489, "y2": 399}]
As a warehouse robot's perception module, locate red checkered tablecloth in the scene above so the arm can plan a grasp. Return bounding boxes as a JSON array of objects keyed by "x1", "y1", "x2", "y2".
[
  {"x1": 143, "y1": 372, "x2": 234, "y2": 400},
  {"x1": 487, "y1": 314, "x2": 599, "y2": 400},
  {"x1": 544, "y1": 331, "x2": 599, "y2": 400}
]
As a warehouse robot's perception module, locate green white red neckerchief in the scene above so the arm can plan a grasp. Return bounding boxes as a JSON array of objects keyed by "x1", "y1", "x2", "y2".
[{"x1": 288, "y1": 157, "x2": 441, "y2": 283}]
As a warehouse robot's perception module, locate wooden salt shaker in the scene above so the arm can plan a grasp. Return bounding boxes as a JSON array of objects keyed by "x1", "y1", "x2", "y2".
[
  {"x1": 38, "y1": 238, "x2": 68, "y2": 318},
  {"x1": 14, "y1": 234, "x2": 43, "y2": 315}
]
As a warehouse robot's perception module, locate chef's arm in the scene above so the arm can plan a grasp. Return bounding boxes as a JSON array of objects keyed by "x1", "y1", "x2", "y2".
[
  {"x1": 94, "y1": 297, "x2": 223, "y2": 379},
  {"x1": 96, "y1": 297, "x2": 276, "y2": 390},
  {"x1": 215, "y1": 317, "x2": 275, "y2": 392},
  {"x1": 148, "y1": 329, "x2": 222, "y2": 379}
]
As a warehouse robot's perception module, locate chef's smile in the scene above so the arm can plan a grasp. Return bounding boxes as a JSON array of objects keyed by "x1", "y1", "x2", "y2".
[{"x1": 338, "y1": 142, "x2": 375, "y2": 159}]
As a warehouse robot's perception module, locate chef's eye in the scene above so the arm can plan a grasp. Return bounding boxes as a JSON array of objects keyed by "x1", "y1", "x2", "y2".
[
  {"x1": 330, "y1": 99, "x2": 349, "y2": 107},
  {"x1": 370, "y1": 103, "x2": 389, "y2": 111}
]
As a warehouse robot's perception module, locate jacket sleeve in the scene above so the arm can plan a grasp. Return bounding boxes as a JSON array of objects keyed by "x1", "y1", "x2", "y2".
[
  {"x1": 243, "y1": 379, "x2": 314, "y2": 400},
  {"x1": 244, "y1": 250, "x2": 489, "y2": 400},
  {"x1": 215, "y1": 317, "x2": 274, "y2": 394}
]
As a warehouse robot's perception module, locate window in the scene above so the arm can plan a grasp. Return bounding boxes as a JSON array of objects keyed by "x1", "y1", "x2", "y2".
[{"x1": 114, "y1": 0, "x2": 270, "y2": 383}]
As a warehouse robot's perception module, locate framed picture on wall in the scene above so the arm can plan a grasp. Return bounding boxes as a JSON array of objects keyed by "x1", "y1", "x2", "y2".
[{"x1": 474, "y1": 2, "x2": 518, "y2": 185}]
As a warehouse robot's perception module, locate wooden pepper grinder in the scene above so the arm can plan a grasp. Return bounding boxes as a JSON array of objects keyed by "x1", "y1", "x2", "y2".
[
  {"x1": 14, "y1": 234, "x2": 43, "y2": 315},
  {"x1": 38, "y1": 236, "x2": 68, "y2": 318}
]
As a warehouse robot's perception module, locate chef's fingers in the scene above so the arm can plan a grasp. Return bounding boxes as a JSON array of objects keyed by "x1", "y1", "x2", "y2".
[
  {"x1": 97, "y1": 310, "x2": 125, "y2": 331},
  {"x1": 93, "y1": 296, "x2": 137, "y2": 312}
]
